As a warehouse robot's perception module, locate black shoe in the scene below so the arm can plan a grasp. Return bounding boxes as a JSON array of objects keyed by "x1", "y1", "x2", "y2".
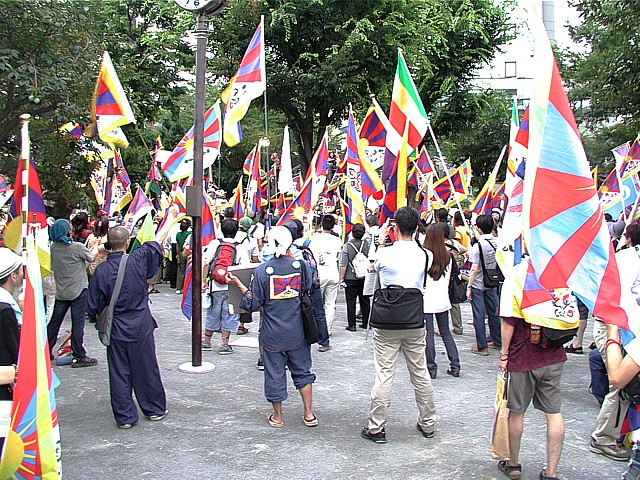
[
  {"x1": 361, "y1": 426, "x2": 386, "y2": 443},
  {"x1": 446, "y1": 369, "x2": 460, "y2": 378},
  {"x1": 416, "y1": 423, "x2": 435, "y2": 438},
  {"x1": 257, "y1": 358, "x2": 264, "y2": 371},
  {"x1": 71, "y1": 356, "x2": 98, "y2": 368},
  {"x1": 345, "y1": 326, "x2": 357, "y2": 332},
  {"x1": 359, "y1": 324, "x2": 368, "y2": 329},
  {"x1": 429, "y1": 371, "x2": 437, "y2": 379},
  {"x1": 565, "y1": 345, "x2": 584, "y2": 354}
]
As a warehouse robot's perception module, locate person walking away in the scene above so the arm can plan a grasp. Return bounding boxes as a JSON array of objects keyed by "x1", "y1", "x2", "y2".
[
  {"x1": 227, "y1": 226, "x2": 317, "y2": 428},
  {"x1": 361, "y1": 207, "x2": 437, "y2": 443},
  {"x1": 467, "y1": 214, "x2": 502, "y2": 355},
  {"x1": 309, "y1": 215, "x2": 342, "y2": 337},
  {"x1": 47, "y1": 219, "x2": 97, "y2": 367},
  {"x1": 86, "y1": 207, "x2": 177, "y2": 429},
  {"x1": 422, "y1": 224, "x2": 460, "y2": 378},
  {"x1": 175, "y1": 219, "x2": 191, "y2": 294},
  {"x1": 339, "y1": 223, "x2": 371, "y2": 331}
]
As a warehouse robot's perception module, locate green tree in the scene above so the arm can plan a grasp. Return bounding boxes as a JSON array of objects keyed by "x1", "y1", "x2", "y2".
[{"x1": 207, "y1": 0, "x2": 512, "y2": 174}]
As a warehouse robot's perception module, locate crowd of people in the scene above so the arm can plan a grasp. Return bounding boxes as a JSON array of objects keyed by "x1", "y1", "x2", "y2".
[{"x1": 2, "y1": 200, "x2": 640, "y2": 479}]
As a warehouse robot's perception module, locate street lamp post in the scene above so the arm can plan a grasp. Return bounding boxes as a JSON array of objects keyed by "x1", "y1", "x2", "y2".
[{"x1": 175, "y1": 0, "x2": 228, "y2": 373}]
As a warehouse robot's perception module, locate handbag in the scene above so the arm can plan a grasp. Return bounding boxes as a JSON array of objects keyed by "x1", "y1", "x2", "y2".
[
  {"x1": 479, "y1": 239, "x2": 504, "y2": 288},
  {"x1": 369, "y1": 248, "x2": 429, "y2": 330},
  {"x1": 95, "y1": 254, "x2": 128, "y2": 347},
  {"x1": 448, "y1": 252, "x2": 468, "y2": 304},
  {"x1": 299, "y1": 263, "x2": 319, "y2": 344},
  {"x1": 490, "y1": 372, "x2": 511, "y2": 461}
]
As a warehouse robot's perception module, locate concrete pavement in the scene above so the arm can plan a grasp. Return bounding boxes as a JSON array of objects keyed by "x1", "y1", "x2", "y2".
[{"x1": 51, "y1": 283, "x2": 622, "y2": 479}]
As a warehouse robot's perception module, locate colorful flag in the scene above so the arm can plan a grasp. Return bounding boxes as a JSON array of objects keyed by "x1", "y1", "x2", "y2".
[
  {"x1": 469, "y1": 145, "x2": 507, "y2": 215},
  {"x1": 382, "y1": 49, "x2": 429, "y2": 182},
  {"x1": 162, "y1": 101, "x2": 222, "y2": 182},
  {"x1": 523, "y1": 12, "x2": 628, "y2": 328},
  {"x1": 278, "y1": 125, "x2": 294, "y2": 194},
  {"x1": 432, "y1": 163, "x2": 469, "y2": 208},
  {"x1": 602, "y1": 174, "x2": 640, "y2": 219},
  {"x1": 85, "y1": 51, "x2": 136, "y2": 148},
  {"x1": 619, "y1": 136, "x2": 640, "y2": 179},
  {"x1": 59, "y1": 121, "x2": 85, "y2": 139},
  {"x1": 359, "y1": 98, "x2": 391, "y2": 170},
  {"x1": 243, "y1": 145, "x2": 258, "y2": 175},
  {"x1": 277, "y1": 177, "x2": 313, "y2": 225},
  {"x1": 380, "y1": 121, "x2": 409, "y2": 222},
  {"x1": 307, "y1": 129, "x2": 329, "y2": 210},
  {"x1": 180, "y1": 254, "x2": 193, "y2": 320},
  {"x1": 127, "y1": 212, "x2": 155, "y2": 253},
  {"x1": 0, "y1": 235, "x2": 61, "y2": 479},
  {"x1": 104, "y1": 150, "x2": 133, "y2": 215},
  {"x1": 229, "y1": 177, "x2": 245, "y2": 220},
  {"x1": 4, "y1": 158, "x2": 48, "y2": 252},
  {"x1": 222, "y1": 17, "x2": 266, "y2": 147},
  {"x1": 344, "y1": 106, "x2": 365, "y2": 222},
  {"x1": 246, "y1": 144, "x2": 262, "y2": 212},
  {"x1": 598, "y1": 168, "x2": 621, "y2": 196},
  {"x1": 122, "y1": 186, "x2": 154, "y2": 231},
  {"x1": 202, "y1": 194, "x2": 217, "y2": 248}
]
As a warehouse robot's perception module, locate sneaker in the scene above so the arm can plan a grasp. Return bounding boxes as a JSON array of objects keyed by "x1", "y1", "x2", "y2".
[
  {"x1": 471, "y1": 347, "x2": 489, "y2": 356},
  {"x1": 361, "y1": 426, "x2": 386, "y2": 444},
  {"x1": 147, "y1": 410, "x2": 168, "y2": 422},
  {"x1": 218, "y1": 345, "x2": 235, "y2": 355},
  {"x1": 257, "y1": 358, "x2": 265, "y2": 371},
  {"x1": 589, "y1": 438, "x2": 631, "y2": 461},
  {"x1": 176, "y1": 290, "x2": 182, "y2": 294},
  {"x1": 416, "y1": 423, "x2": 435, "y2": 438},
  {"x1": 71, "y1": 356, "x2": 98, "y2": 368},
  {"x1": 117, "y1": 423, "x2": 135, "y2": 429},
  {"x1": 452, "y1": 329, "x2": 463, "y2": 335},
  {"x1": 201, "y1": 342, "x2": 212, "y2": 351},
  {"x1": 318, "y1": 344, "x2": 332, "y2": 352}
]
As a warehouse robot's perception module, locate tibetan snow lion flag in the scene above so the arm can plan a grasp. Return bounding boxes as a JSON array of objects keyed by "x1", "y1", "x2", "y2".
[
  {"x1": 222, "y1": 16, "x2": 266, "y2": 147},
  {"x1": 0, "y1": 236, "x2": 61, "y2": 479},
  {"x1": 523, "y1": 10, "x2": 628, "y2": 329},
  {"x1": 85, "y1": 51, "x2": 136, "y2": 149}
]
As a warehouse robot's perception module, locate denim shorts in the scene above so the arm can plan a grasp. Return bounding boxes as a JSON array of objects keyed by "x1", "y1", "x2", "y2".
[{"x1": 205, "y1": 291, "x2": 239, "y2": 332}]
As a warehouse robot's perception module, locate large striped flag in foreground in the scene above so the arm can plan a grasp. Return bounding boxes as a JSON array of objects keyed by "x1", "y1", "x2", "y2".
[
  {"x1": 382, "y1": 49, "x2": 428, "y2": 182},
  {"x1": 0, "y1": 236, "x2": 61, "y2": 479},
  {"x1": 523, "y1": 10, "x2": 628, "y2": 329}
]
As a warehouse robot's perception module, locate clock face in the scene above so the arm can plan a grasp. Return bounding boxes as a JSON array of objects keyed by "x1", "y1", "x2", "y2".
[{"x1": 174, "y1": 0, "x2": 227, "y2": 13}]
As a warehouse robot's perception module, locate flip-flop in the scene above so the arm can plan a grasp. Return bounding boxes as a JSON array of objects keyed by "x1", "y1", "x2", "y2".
[
  {"x1": 303, "y1": 414, "x2": 318, "y2": 427},
  {"x1": 267, "y1": 414, "x2": 284, "y2": 428}
]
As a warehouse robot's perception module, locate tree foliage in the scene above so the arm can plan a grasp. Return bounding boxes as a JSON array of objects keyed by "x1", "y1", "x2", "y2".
[{"x1": 208, "y1": 0, "x2": 511, "y2": 172}]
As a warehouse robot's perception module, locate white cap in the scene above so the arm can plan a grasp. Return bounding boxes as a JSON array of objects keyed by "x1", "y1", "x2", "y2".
[
  {"x1": 0, "y1": 247, "x2": 21, "y2": 280},
  {"x1": 268, "y1": 226, "x2": 293, "y2": 258}
]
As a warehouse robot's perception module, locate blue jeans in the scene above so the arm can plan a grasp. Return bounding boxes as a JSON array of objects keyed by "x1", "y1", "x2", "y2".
[
  {"x1": 47, "y1": 288, "x2": 88, "y2": 358},
  {"x1": 470, "y1": 287, "x2": 501, "y2": 350},
  {"x1": 624, "y1": 442, "x2": 640, "y2": 479},
  {"x1": 205, "y1": 291, "x2": 239, "y2": 332},
  {"x1": 310, "y1": 288, "x2": 329, "y2": 346},
  {"x1": 425, "y1": 311, "x2": 460, "y2": 374}
]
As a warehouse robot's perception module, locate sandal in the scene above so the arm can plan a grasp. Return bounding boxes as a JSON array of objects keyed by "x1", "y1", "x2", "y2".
[
  {"x1": 237, "y1": 325, "x2": 249, "y2": 335},
  {"x1": 539, "y1": 466, "x2": 558, "y2": 479},
  {"x1": 267, "y1": 414, "x2": 284, "y2": 428},
  {"x1": 303, "y1": 414, "x2": 318, "y2": 427},
  {"x1": 498, "y1": 460, "x2": 522, "y2": 479}
]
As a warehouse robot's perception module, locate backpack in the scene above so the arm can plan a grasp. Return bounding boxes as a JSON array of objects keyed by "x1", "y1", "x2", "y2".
[
  {"x1": 299, "y1": 239, "x2": 320, "y2": 290},
  {"x1": 208, "y1": 241, "x2": 239, "y2": 286},
  {"x1": 348, "y1": 241, "x2": 370, "y2": 279},
  {"x1": 478, "y1": 239, "x2": 504, "y2": 288}
]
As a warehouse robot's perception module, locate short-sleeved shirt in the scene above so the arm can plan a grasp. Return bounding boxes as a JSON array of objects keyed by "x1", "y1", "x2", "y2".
[
  {"x1": 309, "y1": 232, "x2": 342, "y2": 282},
  {"x1": 51, "y1": 241, "x2": 94, "y2": 300},
  {"x1": 469, "y1": 235, "x2": 498, "y2": 291},
  {"x1": 87, "y1": 242, "x2": 163, "y2": 342},
  {"x1": 374, "y1": 240, "x2": 429, "y2": 289},
  {"x1": 240, "y1": 256, "x2": 312, "y2": 351},
  {"x1": 503, "y1": 316, "x2": 567, "y2": 372},
  {"x1": 339, "y1": 238, "x2": 371, "y2": 281},
  {"x1": 204, "y1": 237, "x2": 253, "y2": 293}
]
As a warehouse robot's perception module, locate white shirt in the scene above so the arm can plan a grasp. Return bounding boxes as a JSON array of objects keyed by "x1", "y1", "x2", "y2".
[
  {"x1": 308, "y1": 231, "x2": 342, "y2": 283},
  {"x1": 374, "y1": 241, "x2": 430, "y2": 289},
  {"x1": 205, "y1": 236, "x2": 253, "y2": 292},
  {"x1": 423, "y1": 257, "x2": 452, "y2": 314}
]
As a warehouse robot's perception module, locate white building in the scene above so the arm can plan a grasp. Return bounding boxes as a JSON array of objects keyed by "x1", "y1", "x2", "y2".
[{"x1": 473, "y1": 0, "x2": 580, "y2": 109}]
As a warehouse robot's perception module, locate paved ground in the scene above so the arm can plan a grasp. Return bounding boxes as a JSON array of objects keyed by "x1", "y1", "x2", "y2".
[{"x1": 51, "y1": 283, "x2": 623, "y2": 480}]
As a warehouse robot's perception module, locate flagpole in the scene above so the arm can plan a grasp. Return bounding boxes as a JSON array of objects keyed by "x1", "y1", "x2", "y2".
[
  {"x1": 427, "y1": 122, "x2": 470, "y2": 231},
  {"x1": 20, "y1": 113, "x2": 31, "y2": 256}
]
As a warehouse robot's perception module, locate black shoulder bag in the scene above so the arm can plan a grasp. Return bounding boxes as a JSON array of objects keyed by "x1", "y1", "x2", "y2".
[
  {"x1": 369, "y1": 248, "x2": 429, "y2": 330},
  {"x1": 448, "y1": 252, "x2": 468, "y2": 304},
  {"x1": 479, "y1": 240, "x2": 504, "y2": 289},
  {"x1": 299, "y1": 262, "x2": 319, "y2": 344}
]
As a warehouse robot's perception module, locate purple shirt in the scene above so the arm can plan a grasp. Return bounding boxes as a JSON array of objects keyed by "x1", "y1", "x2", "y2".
[{"x1": 503, "y1": 316, "x2": 567, "y2": 372}]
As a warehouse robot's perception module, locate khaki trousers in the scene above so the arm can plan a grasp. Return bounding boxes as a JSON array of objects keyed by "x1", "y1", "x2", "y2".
[{"x1": 367, "y1": 327, "x2": 436, "y2": 433}]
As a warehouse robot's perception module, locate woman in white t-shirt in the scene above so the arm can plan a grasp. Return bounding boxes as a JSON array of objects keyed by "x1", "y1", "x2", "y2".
[{"x1": 423, "y1": 224, "x2": 460, "y2": 379}]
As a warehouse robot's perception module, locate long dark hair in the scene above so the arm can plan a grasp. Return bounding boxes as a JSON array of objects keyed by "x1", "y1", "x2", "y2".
[
  {"x1": 71, "y1": 212, "x2": 89, "y2": 239},
  {"x1": 423, "y1": 224, "x2": 450, "y2": 280},
  {"x1": 94, "y1": 218, "x2": 109, "y2": 238}
]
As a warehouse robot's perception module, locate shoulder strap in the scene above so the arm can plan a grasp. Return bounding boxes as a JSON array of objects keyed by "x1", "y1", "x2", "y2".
[
  {"x1": 421, "y1": 247, "x2": 430, "y2": 288},
  {"x1": 478, "y1": 241, "x2": 489, "y2": 270},
  {"x1": 107, "y1": 254, "x2": 128, "y2": 316}
]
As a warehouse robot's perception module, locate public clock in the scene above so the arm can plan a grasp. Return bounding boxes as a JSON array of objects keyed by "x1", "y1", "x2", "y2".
[{"x1": 174, "y1": 0, "x2": 228, "y2": 14}]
